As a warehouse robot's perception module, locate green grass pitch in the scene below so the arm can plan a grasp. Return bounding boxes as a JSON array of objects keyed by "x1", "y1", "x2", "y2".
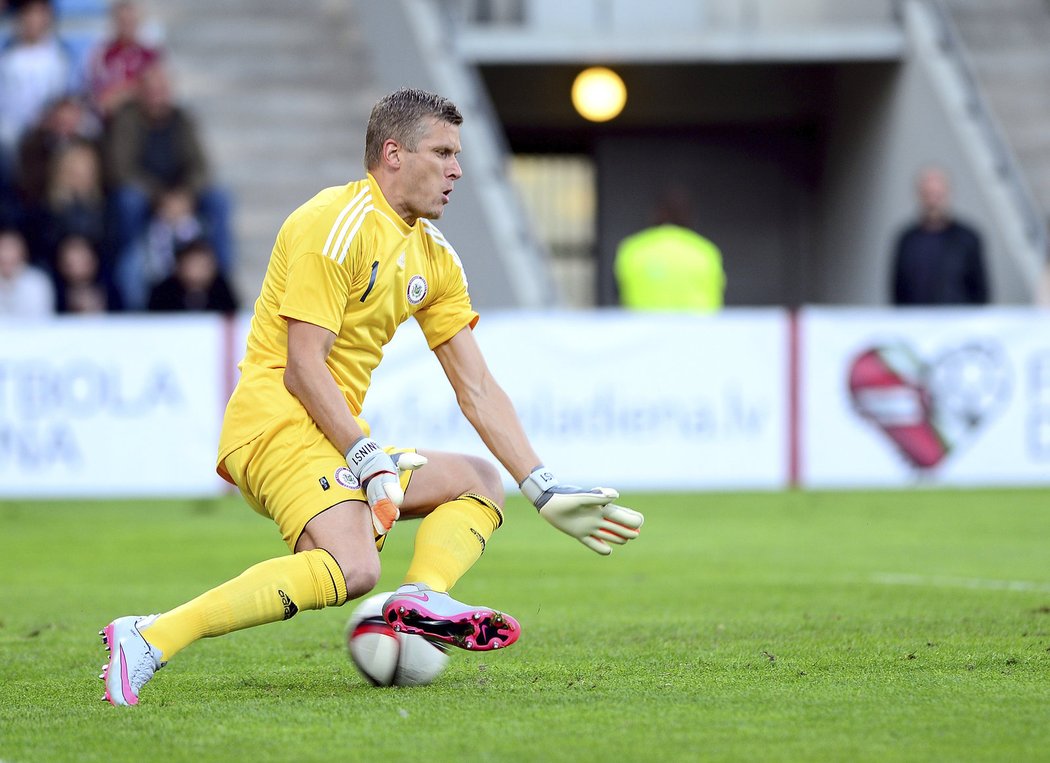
[{"x1": 1, "y1": 489, "x2": 1048, "y2": 762}]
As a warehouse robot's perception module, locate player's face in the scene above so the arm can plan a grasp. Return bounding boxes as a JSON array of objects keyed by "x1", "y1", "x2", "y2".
[{"x1": 396, "y1": 119, "x2": 462, "y2": 223}]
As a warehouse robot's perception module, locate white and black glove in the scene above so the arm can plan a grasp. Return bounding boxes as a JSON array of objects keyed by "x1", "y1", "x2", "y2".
[
  {"x1": 519, "y1": 467, "x2": 644, "y2": 555},
  {"x1": 345, "y1": 438, "x2": 427, "y2": 536}
]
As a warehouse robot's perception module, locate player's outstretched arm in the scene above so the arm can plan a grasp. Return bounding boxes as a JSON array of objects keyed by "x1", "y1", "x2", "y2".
[
  {"x1": 433, "y1": 328, "x2": 644, "y2": 554},
  {"x1": 519, "y1": 467, "x2": 644, "y2": 555}
]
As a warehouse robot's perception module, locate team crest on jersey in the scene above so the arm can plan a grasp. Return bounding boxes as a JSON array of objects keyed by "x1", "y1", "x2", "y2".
[
  {"x1": 334, "y1": 466, "x2": 359, "y2": 490},
  {"x1": 407, "y1": 275, "x2": 428, "y2": 304}
]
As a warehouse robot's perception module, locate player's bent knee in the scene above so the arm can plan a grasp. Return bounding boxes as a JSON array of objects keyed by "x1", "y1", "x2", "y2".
[
  {"x1": 468, "y1": 456, "x2": 504, "y2": 504},
  {"x1": 314, "y1": 543, "x2": 381, "y2": 603},
  {"x1": 342, "y1": 557, "x2": 381, "y2": 601}
]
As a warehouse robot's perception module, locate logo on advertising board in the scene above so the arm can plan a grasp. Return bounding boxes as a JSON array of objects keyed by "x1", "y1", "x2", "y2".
[{"x1": 847, "y1": 341, "x2": 1011, "y2": 470}]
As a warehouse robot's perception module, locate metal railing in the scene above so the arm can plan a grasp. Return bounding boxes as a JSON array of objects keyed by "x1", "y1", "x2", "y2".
[
  {"x1": 416, "y1": 0, "x2": 559, "y2": 306},
  {"x1": 924, "y1": 0, "x2": 1049, "y2": 260}
]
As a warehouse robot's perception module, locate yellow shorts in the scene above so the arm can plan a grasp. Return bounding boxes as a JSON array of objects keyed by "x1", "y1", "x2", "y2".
[{"x1": 221, "y1": 413, "x2": 415, "y2": 551}]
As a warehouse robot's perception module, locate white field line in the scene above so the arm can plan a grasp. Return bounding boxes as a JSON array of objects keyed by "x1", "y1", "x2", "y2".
[{"x1": 872, "y1": 572, "x2": 1050, "y2": 594}]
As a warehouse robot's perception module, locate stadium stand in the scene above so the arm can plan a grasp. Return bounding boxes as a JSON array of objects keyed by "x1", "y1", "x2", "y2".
[
  {"x1": 53, "y1": 0, "x2": 108, "y2": 16},
  {"x1": 141, "y1": 0, "x2": 381, "y2": 305},
  {"x1": 49, "y1": 0, "x2": 110, "y2": 75},
  {"x1": 20, "y1": 0, "x2": 1044, "y2": 309},
  {"x1": 0, "y1": 0, "x2": 245, "y2": 314}
]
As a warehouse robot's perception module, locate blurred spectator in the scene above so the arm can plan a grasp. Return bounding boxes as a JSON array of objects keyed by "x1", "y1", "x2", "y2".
[
  {"x1": 147, "y1": 236, "x2": 237, "y2": 313},
  {"x1": 145, "y1": 187, "x2": 202, "y2": 273},
  {"x1": 105, "y1": 60, "x2": 233, "y2": 304},
  {"x1": 891, "y1": 165, "x2": 989, "y2": 306},
  {"x1": 0, "y1": 0, "x2": 79, "y2": 172},
  {"x1": 51, "y1": 233, "x2": 120, "y2": 313},
  {"x1": 118, "y1": 186, "x2": 202, "y2": 309},
  {"x1": 23, "y1": 136, "x2": 111, "y2": 267},
  {"x1": 614, "y1": 186, "x2": 725, "y2": 312},
  {"x1": 16, "y1": 94, "x2": 100, "y2": 211},
  {"x1": 0, "y1": 226, "x2": 54, "y2": 316},
  {"x1": 85, "y1": 0, "x2": 162, "y2": 120}
]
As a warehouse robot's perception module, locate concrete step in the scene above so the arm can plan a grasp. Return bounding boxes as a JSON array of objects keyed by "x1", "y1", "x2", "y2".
[
  {"x1": 184, "y1": 95, "x2": 374, "y2": 130},
  {"x1": 138, "y1": 0, "x2": 380, "y2": 298},
  {"x1": 945, "y1": 0, "x2": 1050, "y2": 219}
]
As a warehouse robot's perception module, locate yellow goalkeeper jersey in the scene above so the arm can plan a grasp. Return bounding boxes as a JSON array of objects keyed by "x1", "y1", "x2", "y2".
[{"x1": 217, "y1": 173, "x2": 478, "y2": 482}]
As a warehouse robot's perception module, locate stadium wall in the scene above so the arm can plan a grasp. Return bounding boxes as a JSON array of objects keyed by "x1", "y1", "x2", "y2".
[{"x1": 1, "y1": 310, "x2": 1047, "y2": 498}]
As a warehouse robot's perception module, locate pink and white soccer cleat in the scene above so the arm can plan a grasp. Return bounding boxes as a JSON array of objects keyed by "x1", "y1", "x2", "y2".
[
  {"x1": 383, "y1": 584, "x2": 520, "y2": 651},
  {"x1": 99, "y1": 615, "x2": 165, "y2": 706}
]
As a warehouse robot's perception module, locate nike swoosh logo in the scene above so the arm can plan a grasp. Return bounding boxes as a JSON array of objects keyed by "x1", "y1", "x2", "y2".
[
  {"x1": 398, "y1": 592, "x2": 430, "y2": 603},
  {"x1": 119, "y1": 649, "x2": 134, "y2": 704}
]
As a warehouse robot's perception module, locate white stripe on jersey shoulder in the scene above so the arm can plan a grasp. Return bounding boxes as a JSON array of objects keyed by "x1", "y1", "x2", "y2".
[
  {"x1": 335, "y1": 206, "x2": 373, "y2": 265},
  {"x1": 420, "y1": 218, "x2": 453, "y2": 249},
  {"x1": 420, "y1": 219, "x2": 468, "y2": 286},
  {"x1": 321, "y1": 187, "x2": 372, "y2": 261}
]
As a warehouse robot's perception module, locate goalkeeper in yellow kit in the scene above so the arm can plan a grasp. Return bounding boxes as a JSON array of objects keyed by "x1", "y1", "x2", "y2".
[{"x1": 99, "y1": 88, "x2": 644, "y2": 706}]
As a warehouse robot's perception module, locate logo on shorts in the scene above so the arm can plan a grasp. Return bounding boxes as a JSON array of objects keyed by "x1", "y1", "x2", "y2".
[
  {"x1": 334, "y1": 466, "x2": 359, "y2": 490},
  {"x1": 319, "y1": 476, "x2": 331, "y2": 491},
  {"x1": 407, "y1": 275, "x2": 428, "y2": 305}
]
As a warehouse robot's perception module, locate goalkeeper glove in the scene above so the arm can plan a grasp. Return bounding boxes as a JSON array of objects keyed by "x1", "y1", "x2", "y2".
[
  {"x1": 346, "y1": 438, "x2": 427, "y2": 536},
  {"x1": 519, "y1": 467, "x2": 644, "y2": 555}
]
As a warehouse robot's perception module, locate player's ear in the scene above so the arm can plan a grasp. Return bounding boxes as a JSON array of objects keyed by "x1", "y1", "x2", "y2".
[{"x1": 382, "y1": 139, "x2": 401, "y2": 169}]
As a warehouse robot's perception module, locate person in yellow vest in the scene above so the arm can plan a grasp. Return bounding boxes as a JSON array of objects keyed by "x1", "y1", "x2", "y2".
[{"x1": 614, "y1": 189, "x2": 725, "y2": 312}]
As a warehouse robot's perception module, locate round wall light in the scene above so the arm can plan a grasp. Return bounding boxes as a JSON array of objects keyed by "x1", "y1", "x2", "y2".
[{"x1": 571, "y1": 66, "x2": 627, "y2": 123}]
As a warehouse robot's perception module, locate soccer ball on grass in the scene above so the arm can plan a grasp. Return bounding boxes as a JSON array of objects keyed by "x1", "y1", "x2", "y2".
[{"x1": 345, "y1": 592, "x2": 449, "y2": 687}]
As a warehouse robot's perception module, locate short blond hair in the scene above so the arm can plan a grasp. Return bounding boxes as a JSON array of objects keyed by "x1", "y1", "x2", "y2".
[{"x1": 364, "y1": 88, "x2": 462, "y2": 171}]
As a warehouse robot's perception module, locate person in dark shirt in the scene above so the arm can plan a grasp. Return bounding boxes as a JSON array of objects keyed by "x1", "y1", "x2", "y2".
[
  {"x1": 147, "y1": 236, "x2": 236, "y2": 312},
  {"x1": 891, "y1": 166, "x2": 989, "y2": 306},
  {"x1": 105, "y1": 60, "x2": 232, "y2": 306}
]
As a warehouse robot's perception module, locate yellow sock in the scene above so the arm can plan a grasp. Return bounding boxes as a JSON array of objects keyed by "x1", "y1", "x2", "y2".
[
  {"x1": 140, "y1": 548, "x2": 347, "y2": 661},
  {"x1": 403, "y1": 493, "x2": 503, "y2": 592}
]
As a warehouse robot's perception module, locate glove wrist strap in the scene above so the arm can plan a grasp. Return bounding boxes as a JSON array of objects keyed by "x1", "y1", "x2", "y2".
[
  {"x1": 520, "y1": 466, "x2": 558, "y2": 507},
  {"x1": 345, "y1": 436, "x2": 380, "y2": 478}
]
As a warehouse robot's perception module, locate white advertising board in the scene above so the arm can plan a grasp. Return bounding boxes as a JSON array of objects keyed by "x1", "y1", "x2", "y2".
[
  {"x1": 6, "y1": 307, "x2": 1042, "y2": 498},
  {"x1": 801, "y1": 307, "x2": 1050, "y2": 487},
  {"x1": 361, "y1": 310, "x2": 790, "y2": 490},
  {"x1": 0, "y1": 316, "x2": 227, "y2": 497}
]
